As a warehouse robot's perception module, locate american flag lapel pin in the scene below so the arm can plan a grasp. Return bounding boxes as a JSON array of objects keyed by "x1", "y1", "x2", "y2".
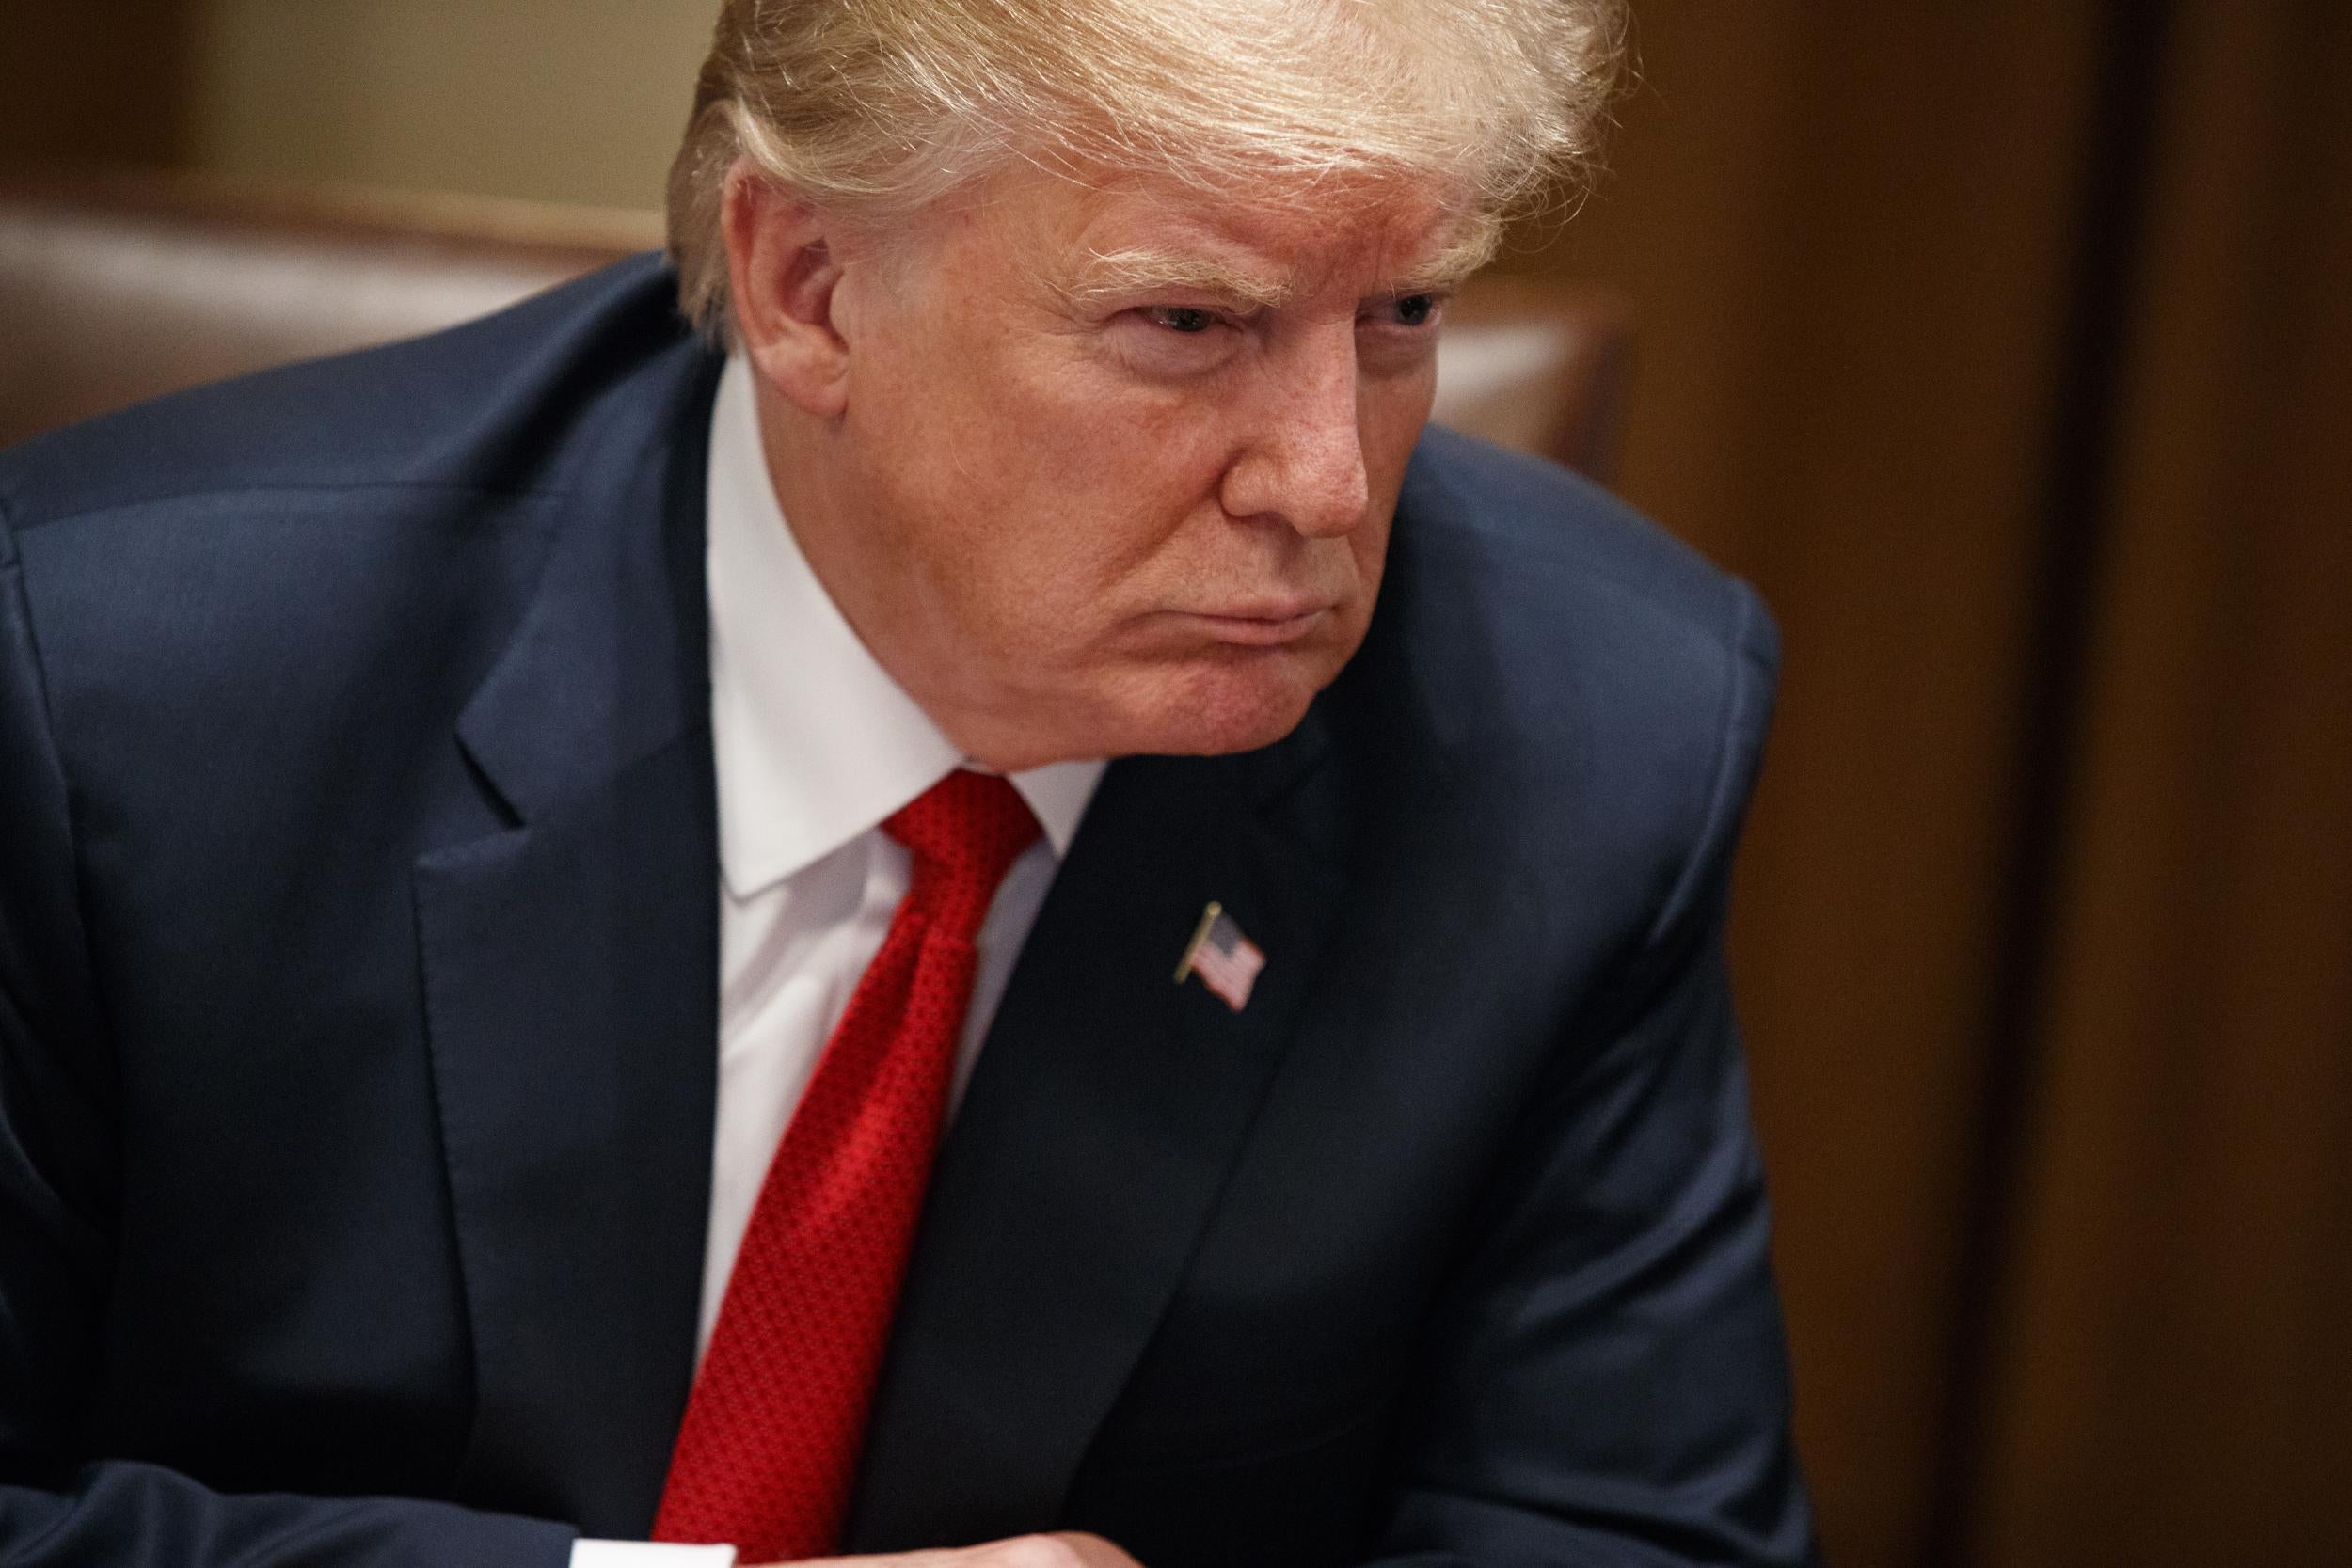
[{"x1": 1174, "y1": 900, "x2": 1265, "y2": 1012}]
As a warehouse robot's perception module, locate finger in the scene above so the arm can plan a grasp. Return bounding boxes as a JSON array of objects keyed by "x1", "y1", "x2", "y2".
[
  {"x1": 759, "y1": 1532, "x2": 1144, "y2": 1568},
  {"x1": 1040, "y1": 1533, "x2": 1145, "y2": 1568},
  {"x1": 970, "y1": 1534, "x2": 1144, "y2": 1568}
]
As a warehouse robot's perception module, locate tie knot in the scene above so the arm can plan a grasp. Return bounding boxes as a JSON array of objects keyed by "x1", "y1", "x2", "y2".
[{"x1": 882, "y1": 769, "x2": 1042, "y2": 936}]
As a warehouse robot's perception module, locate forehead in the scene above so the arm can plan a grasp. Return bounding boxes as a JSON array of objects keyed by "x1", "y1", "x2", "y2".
[{"x1": 940, "y1": 164, "x2": 1490, "y2": 300}]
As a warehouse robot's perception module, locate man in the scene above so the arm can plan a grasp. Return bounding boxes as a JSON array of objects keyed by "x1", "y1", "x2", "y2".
[{"x1": 0, "y1": 1, "x2": 1816, "y2": 1564}]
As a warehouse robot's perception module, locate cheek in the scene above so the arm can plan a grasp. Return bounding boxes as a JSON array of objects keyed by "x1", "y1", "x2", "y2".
[
  {"x1": 1348, "y1": 512, "x2": 1394, "y2": 600},
  {"x1": 950, "y1": 372, "x2": 1233, "y2": 608},
  {"x1": 1362, "y1": 361, "x2": 1438, "y2": 475},
  {"x1": 1345, "y1": 371, "x2": 1429, "y2": 589},
  {"x1": 1022, "y1": 358, "x2": 1236, "y2": 511}
]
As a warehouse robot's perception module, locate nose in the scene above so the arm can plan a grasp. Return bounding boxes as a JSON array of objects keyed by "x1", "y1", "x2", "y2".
[{"x1": 1217, "y1": 325, "x2": 1372, "y2": 539}]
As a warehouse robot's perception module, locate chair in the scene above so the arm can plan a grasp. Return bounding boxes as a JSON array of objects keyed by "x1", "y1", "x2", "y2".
[{"x1": 0, "y1": 166, "x2": 1629, "y2": 481}]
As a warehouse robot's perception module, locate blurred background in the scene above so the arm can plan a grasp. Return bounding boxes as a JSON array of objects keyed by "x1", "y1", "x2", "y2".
[{"x1": 5, "y1": 2, "x2": 2347, "y2": 1564}]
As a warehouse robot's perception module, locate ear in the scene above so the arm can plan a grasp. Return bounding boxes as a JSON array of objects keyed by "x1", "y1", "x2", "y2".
[{"x1": 722, "y1": 164, "x2": 852, "y2": 419}]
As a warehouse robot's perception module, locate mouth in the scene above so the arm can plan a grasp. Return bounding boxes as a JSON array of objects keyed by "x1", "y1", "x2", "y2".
[{"x1": 1175, "y1": 603, "x2": 1335, "y2": 646}]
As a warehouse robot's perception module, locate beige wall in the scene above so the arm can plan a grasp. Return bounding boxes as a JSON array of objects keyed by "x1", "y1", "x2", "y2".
[{"x1": 185, "y1": 0, "x2": 716, "y2": 210}]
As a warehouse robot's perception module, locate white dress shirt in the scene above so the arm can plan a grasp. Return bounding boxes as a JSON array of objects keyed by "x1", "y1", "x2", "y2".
[{"x1": 574, "y1": 356, "x2": 1105, "y2": 1568}]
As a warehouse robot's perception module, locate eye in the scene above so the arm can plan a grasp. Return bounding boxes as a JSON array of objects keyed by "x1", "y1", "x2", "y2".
[
  {"x1": 1143, "y1": 305, "x2": 1220, "y2": 334},
  {"x1": 1110, "y1": 302, "x2": 1246, "y2": 376},
  {"x1": 1385, "y1": 293, "x2": 1441, "y2": 327}
]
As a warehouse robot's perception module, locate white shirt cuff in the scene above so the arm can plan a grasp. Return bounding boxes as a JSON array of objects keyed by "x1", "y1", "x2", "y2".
[{"x1": 570, "y1": 1541, "x2": 739, "y2": 1568}]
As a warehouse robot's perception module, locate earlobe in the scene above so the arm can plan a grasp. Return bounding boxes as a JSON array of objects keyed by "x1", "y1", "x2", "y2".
[{"x1": 721, "y1": 165, "x2": 852, "y2": 419}]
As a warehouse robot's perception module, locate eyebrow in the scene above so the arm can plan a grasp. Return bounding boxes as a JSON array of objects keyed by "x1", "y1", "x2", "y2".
[
  {"x1": 1055, "y1": 215, "x2": 1503, "y2": 313},
  {"x1": 1396, "y1": 216, "x2": 1504, "y2": 294},
  {"x1": 1057, "y1": 250, "x2": 1297, "y2": 310}
]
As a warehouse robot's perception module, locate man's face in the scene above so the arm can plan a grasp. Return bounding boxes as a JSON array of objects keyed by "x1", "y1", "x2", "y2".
[{"x1": 778, "y1": 163, "x2": 1479, "y2": 768}]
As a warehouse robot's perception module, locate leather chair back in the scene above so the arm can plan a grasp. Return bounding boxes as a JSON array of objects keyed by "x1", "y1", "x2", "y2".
[{"x1": 0, "y1": 168, "x2": 1629, "y2": 480}]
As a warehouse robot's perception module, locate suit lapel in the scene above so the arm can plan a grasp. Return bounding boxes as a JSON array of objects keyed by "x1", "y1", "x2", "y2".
[
  {"x1": 847, "y1": 710, "x2": 1354, "y2": 1550},
  {"x1": 412, "y1": 346, "x2": 723, "y2": 1536}
]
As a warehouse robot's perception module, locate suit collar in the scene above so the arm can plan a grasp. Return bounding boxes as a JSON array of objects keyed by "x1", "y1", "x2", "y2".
[{"x1": 453, "y1": 338, "x2": 722, "y2": 823}]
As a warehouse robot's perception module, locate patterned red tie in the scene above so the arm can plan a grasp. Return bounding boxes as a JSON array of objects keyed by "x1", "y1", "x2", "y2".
[{"x1": 653, "y1": 768, "x2": 1041, "y2": 1561}]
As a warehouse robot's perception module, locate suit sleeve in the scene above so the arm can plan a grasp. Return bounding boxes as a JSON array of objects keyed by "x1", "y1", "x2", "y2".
[
  {"x1": 0, "y1": 508, "x2": 578, "y2": 1568},
  {"x1": 1364, "y1": 582, "x2": 1819, "y2": 1567}
]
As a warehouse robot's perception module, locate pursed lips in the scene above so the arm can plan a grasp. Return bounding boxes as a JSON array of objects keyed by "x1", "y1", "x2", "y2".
[{"x1": 1174, "y1": 599, "x2": 1337, "y2": 645}]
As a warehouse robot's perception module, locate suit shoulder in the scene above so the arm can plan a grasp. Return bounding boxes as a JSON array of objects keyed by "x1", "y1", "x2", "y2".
[
  {"x1": 0, "y1": 254, "x2": 716, "y2": 758},
  {"x1": 0, "y1": 253, "x2": 697, "y2": 535},
  {"x1": 1393, "y1": 426, "x2": 1779, "y2": 715},
  {"x1": 1332, "y1": 427, "x2": 1781, "y2": 990}
]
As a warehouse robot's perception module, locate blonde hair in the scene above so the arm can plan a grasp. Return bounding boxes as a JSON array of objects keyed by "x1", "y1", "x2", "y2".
[{"x1": 666, "y1": 0, "x2": 1629, "y2": 340}]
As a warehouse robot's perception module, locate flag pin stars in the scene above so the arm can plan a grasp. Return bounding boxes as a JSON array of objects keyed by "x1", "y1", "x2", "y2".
[{"x1": 1174, "y1": 900, "x2": 1265, "y2": 1012}]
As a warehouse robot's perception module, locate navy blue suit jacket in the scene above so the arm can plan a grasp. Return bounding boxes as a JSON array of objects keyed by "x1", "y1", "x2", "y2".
[{"x1": 0, "y1": 258, "x2": 1815, "y2": 1566}]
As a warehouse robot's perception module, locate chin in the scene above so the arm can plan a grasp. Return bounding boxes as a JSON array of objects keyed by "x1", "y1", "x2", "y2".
[{"x1": 1127, "y1": 656, "x2": 1327, "y2": 757}]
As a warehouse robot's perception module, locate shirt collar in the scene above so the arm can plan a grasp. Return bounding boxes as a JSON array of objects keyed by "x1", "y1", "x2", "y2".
[{"x1": 706, "y1": 354, "x2": 1103, "y2": 900}]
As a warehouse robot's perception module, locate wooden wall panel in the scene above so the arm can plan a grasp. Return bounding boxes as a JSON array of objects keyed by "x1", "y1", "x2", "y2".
[
  {"x1": 0, "y1": 2, "x2": 191, "y2": 166},
  {"x1": 1519, "y1": 8, "x2": 2102, "y2": 1562},
  {"x1": 1972, "y1": 4, "x2": 2352, "y2": 1563}
]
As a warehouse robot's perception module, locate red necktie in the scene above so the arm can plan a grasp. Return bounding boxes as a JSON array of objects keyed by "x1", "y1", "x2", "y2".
[{"x1": 653, "y1": 768, "x2": 1041, "y2": 1561}]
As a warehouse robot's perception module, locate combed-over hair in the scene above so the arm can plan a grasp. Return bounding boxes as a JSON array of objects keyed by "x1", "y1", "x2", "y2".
[{"x1": 666, "y1": 0, "x2": 1629, "y2": 341}]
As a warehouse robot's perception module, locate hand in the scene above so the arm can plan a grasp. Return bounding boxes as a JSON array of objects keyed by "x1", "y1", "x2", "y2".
[{"x1": 761, "y1": 1532, "x2": 1144, "y2": 1568}]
